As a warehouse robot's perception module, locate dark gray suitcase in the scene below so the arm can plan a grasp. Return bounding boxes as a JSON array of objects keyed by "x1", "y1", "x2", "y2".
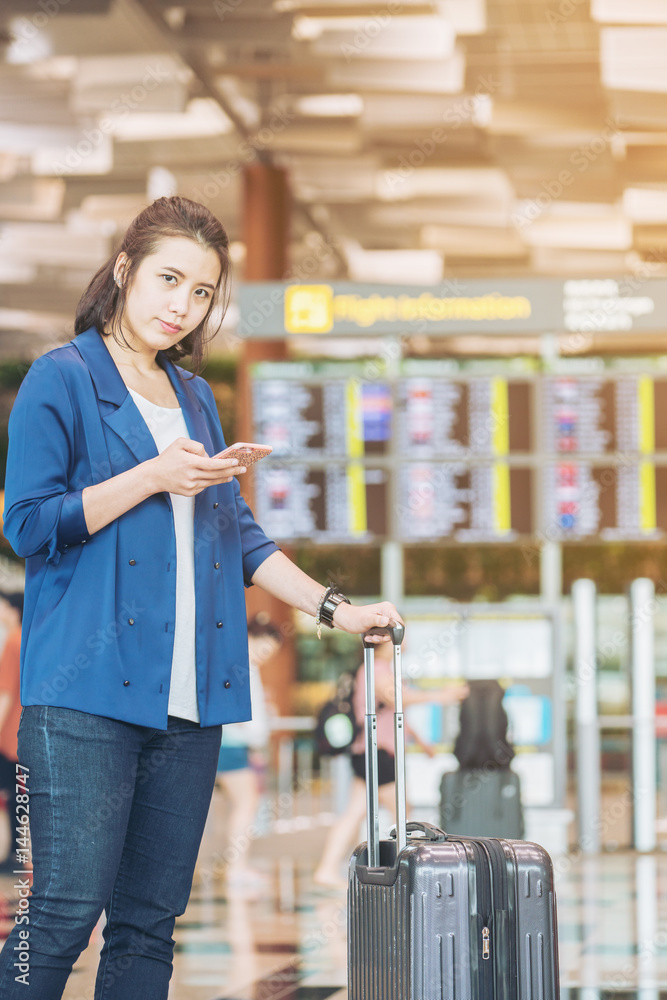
[
  {"x1": 440, "y1": 768, "x2": 525, "y2": 840},
  {"x1": 347, "y1": 623, "x2": 559, "y2": 1000}
]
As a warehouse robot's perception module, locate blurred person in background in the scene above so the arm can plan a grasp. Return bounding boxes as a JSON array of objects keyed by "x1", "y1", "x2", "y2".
[
  {"x1": 216, "y1": 614, "x2": 279, "y2": 893},
  {"x1": 313, "y1": 640, "x2": 467, "y2": 889},
  {"x1": 0, "y1": 195, "x2": 402, "y2": 999},
  {"x1": 0, "y1": 592, "x2": 23, "y2": 875},
  {"x1": 439, "y1": 679, "x2": 524, "y2": 840}
]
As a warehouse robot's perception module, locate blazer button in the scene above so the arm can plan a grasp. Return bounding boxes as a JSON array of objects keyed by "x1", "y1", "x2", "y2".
[
  {"x1": 224, "y1": 680, "x2": 231, "y2": 689},
  {"x1": 123, "y1": 680, "x2": 130, "y2": 687},
  {"x1": 216, "y1": 621, "x2": 223, "y2": 628},
  {"x1": 129, "y1": 559, "x2": 136, "y2": 566},
  {"x1": 213, "y1": 502, "x2": 219, "y2": 509},
  {"x1": 128, "y1": 618, "x2": 135, "y2": 626},
  {"x1": 214, "y1": 562, "x2": 220, "y2": 569}
]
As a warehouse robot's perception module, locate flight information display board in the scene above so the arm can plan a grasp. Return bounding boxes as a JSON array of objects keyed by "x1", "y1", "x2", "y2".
[
  {"x1": 398, "y1": 464, "x2": 534, "y2": 541},
  {"x1": 250, "y1": 359, "x2": 667, "y2": 544}
]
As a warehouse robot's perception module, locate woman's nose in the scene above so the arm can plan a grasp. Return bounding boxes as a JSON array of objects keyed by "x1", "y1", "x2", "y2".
[{"x1": 168, "y1": 289, "x2": 189, "y2": 316}]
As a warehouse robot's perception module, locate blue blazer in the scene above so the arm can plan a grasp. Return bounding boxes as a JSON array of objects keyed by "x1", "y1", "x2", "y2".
[{"x1": 2, "y1": 326, "x2": 279, "y2": 728}]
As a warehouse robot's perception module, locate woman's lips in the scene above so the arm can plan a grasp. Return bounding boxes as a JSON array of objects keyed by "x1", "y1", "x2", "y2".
[{"x1": 159, "y1": 319, "x2": 182, "y2": 334}]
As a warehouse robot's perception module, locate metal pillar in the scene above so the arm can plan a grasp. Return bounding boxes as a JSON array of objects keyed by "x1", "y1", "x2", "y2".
[
  {"x1": 540, "y1": 540, "x2": 562, "y2": 605},
  {"x1": 630, "y1": 578, "x2": 657, "y2": 853},
  {"x1": 573, "y1": 578, "x2": 601, "y2": 853},
  {"x1": 636, "y1": 854, "x2": 658, "y2": 998},
  {"x1": 381, "y1": 540, "x2": 404, "y2": 611}
]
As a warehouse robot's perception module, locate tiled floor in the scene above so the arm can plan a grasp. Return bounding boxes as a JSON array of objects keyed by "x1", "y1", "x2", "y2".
[{"x1": 1, "y1": 782, "x2": 667, "y2": 999}]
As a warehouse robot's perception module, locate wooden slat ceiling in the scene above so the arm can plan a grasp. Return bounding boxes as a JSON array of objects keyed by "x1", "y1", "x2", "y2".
[{"x1": 2, "y1": 0, "x2": 667, "y2": 354}]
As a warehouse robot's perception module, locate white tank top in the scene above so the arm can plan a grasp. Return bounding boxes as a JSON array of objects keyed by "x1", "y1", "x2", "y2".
[{"x1": 128, "y1": 388, "x2": 199, "y2": 723}]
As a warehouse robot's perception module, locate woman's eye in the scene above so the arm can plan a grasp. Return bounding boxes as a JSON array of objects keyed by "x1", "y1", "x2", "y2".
[
  {"x1": 162, "y1": 274, "x2": 177, "y2": 284},
  {"x1": 195, "y1": 288, "x2": 210, "y2": 299}
]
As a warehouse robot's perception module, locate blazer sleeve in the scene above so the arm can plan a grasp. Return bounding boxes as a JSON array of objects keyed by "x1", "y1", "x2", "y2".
[
  {"x1": 197, "y1": 377, "x2": 279, "y2": 586},
  {"x1": 3, "y1": 355, "x2": 91, "y2": 563},
  {"x1": 232, "y1": 475, "x2": 280, "y2": 586}
]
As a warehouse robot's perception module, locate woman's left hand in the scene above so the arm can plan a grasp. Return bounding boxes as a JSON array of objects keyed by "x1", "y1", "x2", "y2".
[{"x1": 332, "y1": 600, "x2": 404, "y2": 640}]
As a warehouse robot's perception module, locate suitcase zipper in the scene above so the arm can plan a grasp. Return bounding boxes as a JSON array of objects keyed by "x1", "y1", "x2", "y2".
[
  {"x1": 482, "y1": 838, "x2": 523, "y2": 1000},
  {"x1": 465, "y1": 840, "x2": 494, "y2": 996},
  {"x1": 450, "y1": 838, "x2": 496, "y2": 995}
]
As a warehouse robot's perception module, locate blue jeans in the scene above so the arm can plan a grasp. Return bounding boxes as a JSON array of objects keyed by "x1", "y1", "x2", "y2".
[{"x1": 0, "y1": 706, "x2": 222, "y2": 999}]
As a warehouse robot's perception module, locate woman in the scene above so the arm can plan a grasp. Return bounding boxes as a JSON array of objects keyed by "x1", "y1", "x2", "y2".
[
  {"x1": 0, "y1": 196, "x2": 401, "y2": 998},
  {"x1": 313, "y1": 640, "x2": 467, "y2": 889}
]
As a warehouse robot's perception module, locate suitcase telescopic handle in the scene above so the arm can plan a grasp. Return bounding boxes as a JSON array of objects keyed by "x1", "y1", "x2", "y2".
[
  {"x1": 362, "y1": 621, "x2": 407, "y2": 866},
  {"x1": 363, "y1": 621, "x2": 405, "y2": 648}
]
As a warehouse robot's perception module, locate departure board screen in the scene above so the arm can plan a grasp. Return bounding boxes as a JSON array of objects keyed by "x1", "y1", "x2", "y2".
[
  {"x1": 253, "y1": 464, "x2": 388, "y2": 542},
  {"x1": 542, "y1": 376, "x2": 667, "y2": 455},
  {"x1": 398, "y1": 376, "x2": 533, "y2": 456},
  {"x1": 250, "y1": 359, "x2": 667, "y2": 543},
  {"x1": 253, "y1": 375, "x2": 392, "y2": 459},
  {"x1": 398, "y1": 464, "x2": 533, "y2": 542}
]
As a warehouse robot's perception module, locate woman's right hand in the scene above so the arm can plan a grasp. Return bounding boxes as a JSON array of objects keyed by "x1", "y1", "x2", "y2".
[{"x1": 148, "y1": 437, "x2": 246, "y2": 496}]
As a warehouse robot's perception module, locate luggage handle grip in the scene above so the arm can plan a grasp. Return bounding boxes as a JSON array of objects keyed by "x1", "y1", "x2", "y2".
[
  {"x1": 362, "y1": 622, "x2": 405, "y2": 648},
  {"x1": 390, "y1": 821, "x2": 447, "y2": 843}
]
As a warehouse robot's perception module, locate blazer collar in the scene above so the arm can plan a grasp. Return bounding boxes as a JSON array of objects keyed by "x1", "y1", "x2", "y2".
[
  {"x1": 72, "y1": 326, "x2": 212, "y2": 468},
  {"x1": 72, "y1": 326, "x2": 202, "y2": 414}
]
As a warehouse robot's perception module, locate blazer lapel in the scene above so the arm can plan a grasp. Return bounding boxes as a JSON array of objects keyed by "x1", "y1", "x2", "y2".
[
  {"x1": 160, "y1": 357, "x2": 218, "y2": 518},
  {"x1": 161, "y1": 357, "x2": 215, "y2": 457},
  {"x1": 103, "y1": 396, "x2": 160, "y2": 465},
  {"x1": 72, "y1": 328, "x2": 160, "y2": 466}
]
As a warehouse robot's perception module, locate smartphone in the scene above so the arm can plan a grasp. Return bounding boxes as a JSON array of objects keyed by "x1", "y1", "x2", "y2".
[{"x1": 212, "y1": 442, "x2": 273, "y2": 468}]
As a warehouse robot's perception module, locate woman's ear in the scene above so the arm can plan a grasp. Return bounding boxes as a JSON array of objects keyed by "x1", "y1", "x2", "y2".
[{"x1": 114, "y1": 252, "x2": 129, "y2": 287}]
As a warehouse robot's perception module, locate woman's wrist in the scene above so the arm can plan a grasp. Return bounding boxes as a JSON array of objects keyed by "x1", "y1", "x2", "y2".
[
  {"x1": 315, "y1": 585, "x2": 351, "y2": 638},
  {"x1": 331, "y1": 599, "x2": 352, "y2": 629},
  {"x1": 142, "y1": 456, "x2": 162, "y2": 497}
]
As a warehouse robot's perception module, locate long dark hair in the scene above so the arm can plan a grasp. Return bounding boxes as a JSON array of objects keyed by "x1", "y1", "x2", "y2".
[
  {"x1": 453, "y1": 680, "x2": 515, "y2": 770},
  {"x1": 74, "y1": 196, "x2": 232, "y2": 374}
]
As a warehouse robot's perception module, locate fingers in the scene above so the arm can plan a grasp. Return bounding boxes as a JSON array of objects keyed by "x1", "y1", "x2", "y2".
[
  {"x1": 177, "y1": 442, "x2": 246, "y2": 476},
  {"x1": 188, "y1": 457, "x2": 247, "y2": 483},
  {"x1": 198, "y1": 466, "x2": 247, "y2": 481},
  {"x1": 208, "y1": 456, "x2": 241, "y2": 469},
  {"x1": 179, "y1": 438, "x2": 208, "y2": 456},
  {"x1": 377, "y1": 602, "x2": 405, "y2": 626}
]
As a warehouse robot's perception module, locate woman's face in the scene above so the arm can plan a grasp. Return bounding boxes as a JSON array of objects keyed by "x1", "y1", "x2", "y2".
[{"x1": 117, "y1": 236, "x2": 221, "y2": 354}]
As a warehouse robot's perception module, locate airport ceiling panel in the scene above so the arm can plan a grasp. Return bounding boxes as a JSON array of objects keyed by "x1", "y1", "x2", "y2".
[{"x1": 2, "y1": 0, "x2": 667, "y2": 351}]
